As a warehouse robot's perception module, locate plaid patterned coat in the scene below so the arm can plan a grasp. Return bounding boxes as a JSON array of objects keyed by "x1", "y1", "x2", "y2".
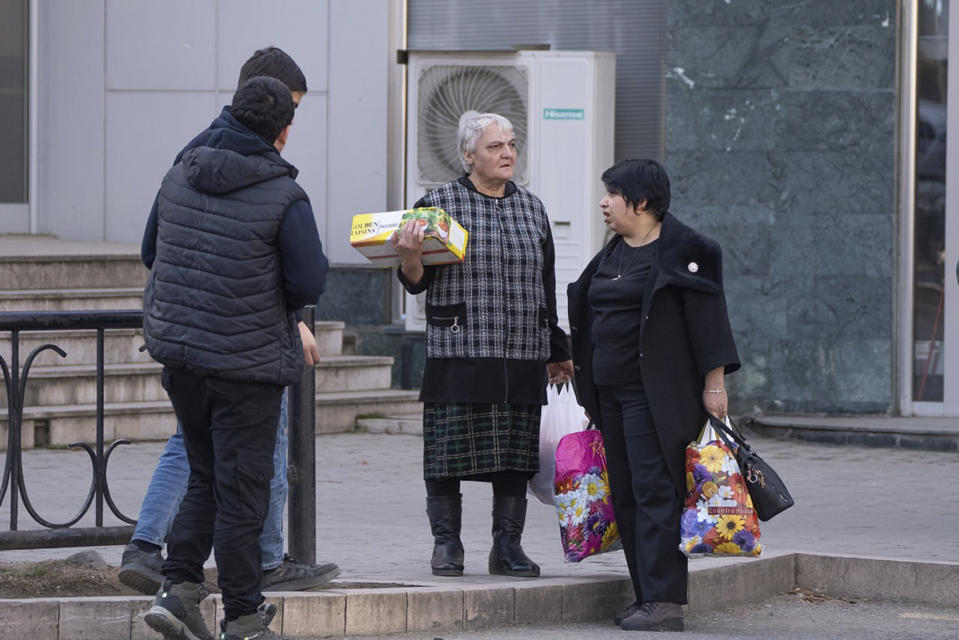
[
  {"x1": 400, "y1": 177, "x2": 569, "y2": 406},
  {"x1": 419, "y1": 179, "x2": 551, "y2": 361}
]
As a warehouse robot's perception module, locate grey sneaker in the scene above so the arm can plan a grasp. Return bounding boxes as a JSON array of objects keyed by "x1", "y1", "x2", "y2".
[
  {"x1": 144, "y1": 579, "x2": 213, "y2": 640},
  {"x1": 119, "y1": 542, "x2": 164, "y2": 595},
  {"x1": 261, "y1": 554, "x2": 340, "y2": 591},
  {"x1": 620, "y1": 601, "x2": 684, "y2": 632},
  {"x1": 614, "y1": 600, "x2": 641, "y2": 625},
  {"x1": 218, "y1": 605, "x2": 282, "y2": 640}
]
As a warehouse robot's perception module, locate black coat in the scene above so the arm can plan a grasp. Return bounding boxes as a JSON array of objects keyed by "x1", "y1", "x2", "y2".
[{"x1": 567, "y1": 212, "x2": 740, "y2": 495}]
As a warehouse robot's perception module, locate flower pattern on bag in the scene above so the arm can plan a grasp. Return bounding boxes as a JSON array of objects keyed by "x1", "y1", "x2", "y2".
[
  {"x1": 553, "y1": 430, "x2": 620, "y2": 562},
  {"x1": 679, "y1": 425, "x2": 762, "y2": 557}
]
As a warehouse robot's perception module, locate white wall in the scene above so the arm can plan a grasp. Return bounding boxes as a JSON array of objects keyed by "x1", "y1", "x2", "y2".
[
  {"x1": 37, "y1": 0, "x2": 106, "y2": 240},
  {"x1": 36, "y1": 0, "x2": 391, "y2": 265},
  {"x1": 326, "y1": 0, "x2": 390, "y2": 264}
]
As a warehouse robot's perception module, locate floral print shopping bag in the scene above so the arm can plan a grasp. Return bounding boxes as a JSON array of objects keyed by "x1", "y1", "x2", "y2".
[
  {"x1": 553, "y1": 429, "x2": 620, "y2": 562},
  {"x1": 679, "y1": 419, "x2": 762, "y2": 557}
]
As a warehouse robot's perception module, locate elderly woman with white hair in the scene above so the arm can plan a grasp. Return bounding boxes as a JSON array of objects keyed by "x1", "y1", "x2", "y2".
[{"x1": 394, "y1": 112, "x2": 574, "y2": 578}]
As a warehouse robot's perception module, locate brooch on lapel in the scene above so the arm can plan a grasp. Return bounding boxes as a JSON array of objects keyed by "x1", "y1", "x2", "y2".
[{"x1": 687, "y1": 261, "x2": 699, "y2": 273}]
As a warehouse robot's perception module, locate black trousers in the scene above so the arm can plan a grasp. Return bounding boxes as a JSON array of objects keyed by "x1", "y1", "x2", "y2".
[
  {"x1": 598, "y1": 384, "x2": 687, "y2": 604},
  {"x1": 160, "y1": 368, "x2": 283, "y2": 620}
]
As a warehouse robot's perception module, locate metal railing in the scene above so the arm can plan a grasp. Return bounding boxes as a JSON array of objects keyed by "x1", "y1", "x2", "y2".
[{"x1": 0, "y1": 308, "x2": 316, "y2": 556}]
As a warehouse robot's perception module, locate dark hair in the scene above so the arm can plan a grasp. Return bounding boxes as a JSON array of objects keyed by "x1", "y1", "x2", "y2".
[
  {"x1": 237, "y1": 46, "x2": 307, "y2": 93},
  {"x1": 231, "y1": 76, "x2": 295, "y2": 144},
  {"x1": 601, "y1": 159, "x2": 671, "y2": 220}
]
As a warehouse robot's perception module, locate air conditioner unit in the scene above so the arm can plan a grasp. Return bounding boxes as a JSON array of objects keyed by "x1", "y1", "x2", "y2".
[{"x1": 404, "y1": 50, "x2": 616, "y2": 332}]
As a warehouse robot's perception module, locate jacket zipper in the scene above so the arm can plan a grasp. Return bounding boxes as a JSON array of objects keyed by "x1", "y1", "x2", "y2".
[{"x1": 432, "y1": 314, "x2": 460, "y2": 333}]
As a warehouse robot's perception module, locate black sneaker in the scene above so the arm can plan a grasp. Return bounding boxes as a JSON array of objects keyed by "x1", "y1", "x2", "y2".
[
  {"x1": 144, "y1": 579, "x2": 213, "y2": 640},
  {"x1": 257, "y1": 602, "x2": 278, "y2": 628},
  {"x1": 119, "y1": 542, "x2": 164, "y2": 595},
  {"x1": 218, "y1": 604, "x2": 282, "y2": 640},
  {"x1": 620, "y1": 601, "x2": 684, "y2": 632},
  {"x1": 261, "y1": 554, "x2": 340, "y2": 591}
]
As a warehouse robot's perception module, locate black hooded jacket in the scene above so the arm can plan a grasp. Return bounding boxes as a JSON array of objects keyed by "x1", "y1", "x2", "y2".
[{"x1": 141, "y1": 108, "x2": 327, "y2": 385}]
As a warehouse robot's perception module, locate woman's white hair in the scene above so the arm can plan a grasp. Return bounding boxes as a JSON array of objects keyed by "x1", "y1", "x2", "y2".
[{"x1": 456, "y1": 111, "x2": 515, "y2": 173}]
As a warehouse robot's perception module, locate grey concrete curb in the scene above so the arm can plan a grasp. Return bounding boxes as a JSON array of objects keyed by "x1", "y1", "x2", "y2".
[
  {"x1": 746, "y1": 416, "x2": 959, "y2": 452},
  {"x1": 0, "y1": 553, "x2": 955, "y2": 639}
]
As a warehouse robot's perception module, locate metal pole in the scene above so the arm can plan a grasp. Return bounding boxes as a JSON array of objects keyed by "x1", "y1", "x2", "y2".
[
  {"x1": 95, "y1": 328, "x2": 104, "y2": 526},
  {"x1": 287, "y1": 306, "x2": 316, "y2": 564},
  {"x1": 9, "y1": 332, "x2": 19, "y2": 531}
]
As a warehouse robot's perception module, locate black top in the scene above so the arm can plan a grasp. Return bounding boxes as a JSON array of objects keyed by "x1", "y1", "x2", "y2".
[{"x1": 588, "y1": 239, "x2": 657, "y2": 386}]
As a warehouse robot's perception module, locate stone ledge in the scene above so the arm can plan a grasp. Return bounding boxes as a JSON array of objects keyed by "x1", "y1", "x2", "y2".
[
  {"x1": 746, "y1": 416, "x2": 959, "y2": 453},
  {"x1": 2, "y1": 555, "x2": 955, "y2": 639}
]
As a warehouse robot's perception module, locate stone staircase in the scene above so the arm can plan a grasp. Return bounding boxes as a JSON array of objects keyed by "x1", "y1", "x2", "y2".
[{"x1": 0, "y1": 242, "x2": 421, "y2": 449}]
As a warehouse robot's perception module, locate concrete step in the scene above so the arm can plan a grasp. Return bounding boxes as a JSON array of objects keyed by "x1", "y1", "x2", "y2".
[
  {"x1": 0, "y1": 321, "x2": 345, "y2": 367},
  {"x1": 0, "y1": 287, "x2": 143, "y2": 312},
  {"x1": 2, "y1": 352, "x2": 390, "y2": 408},
  {"x1": 312, "y1": 355, "x2": 394, "y2": 393},
  {"x1": 0, "y1": 328, "x2": 152, "y2": 368},
  {"x1": 0, "y1": 254, "x2": 147, "y2": 290},
  {"x1": 313, "y1": 389, "x2": 423, "y2": 435},
  {"x1": 356, "y1": 413, "x2": 423, "y2": 434},
  {"x1": 0, "y1": 389, "x2": 423, "y2": 448},
  {"x1": 11, "y1": 363, "x2": 167, "y2": 407}
]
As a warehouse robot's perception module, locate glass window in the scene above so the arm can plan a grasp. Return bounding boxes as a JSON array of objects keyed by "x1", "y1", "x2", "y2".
[
  {"x1": 913, "y1": 0, "x2": 949, "y2": 401},
  {"x1": 0, "y1": 0, "x2": 29, "y2": 203}
]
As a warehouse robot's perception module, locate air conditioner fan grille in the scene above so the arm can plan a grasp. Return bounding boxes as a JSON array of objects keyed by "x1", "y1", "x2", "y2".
[{"x1": 416, "y1": 64, "x2": 528, "y2": 185}]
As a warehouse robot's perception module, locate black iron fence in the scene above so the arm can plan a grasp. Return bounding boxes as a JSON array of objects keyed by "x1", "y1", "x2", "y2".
[{"x1": 0, "y1": 308, "x2": 316, "y2": 562}]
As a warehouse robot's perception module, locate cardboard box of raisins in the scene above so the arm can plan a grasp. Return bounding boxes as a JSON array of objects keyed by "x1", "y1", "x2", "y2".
[{"x1": 350, "y1": 207, "x2": 468, "y2": 267}]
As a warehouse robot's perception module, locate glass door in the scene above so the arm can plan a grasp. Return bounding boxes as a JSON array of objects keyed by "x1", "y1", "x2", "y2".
[{"x1": 905, "y1": 0, "x2": 959, "y2": 415}]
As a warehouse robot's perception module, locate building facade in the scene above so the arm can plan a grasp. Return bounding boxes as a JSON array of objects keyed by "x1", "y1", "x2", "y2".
[{"x1": 2, "y1": 1, "x2": 956, "y2": 420}]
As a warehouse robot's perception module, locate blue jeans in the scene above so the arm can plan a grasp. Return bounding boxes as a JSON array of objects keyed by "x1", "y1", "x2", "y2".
[{"x1": 133, "y1": 389, "x2": 288, "y2": 570}]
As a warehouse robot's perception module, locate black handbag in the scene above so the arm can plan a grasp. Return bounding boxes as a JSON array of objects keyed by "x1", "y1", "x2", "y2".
[{"x1": 709, "y1": 415, "x2": 795, "y2": 521}]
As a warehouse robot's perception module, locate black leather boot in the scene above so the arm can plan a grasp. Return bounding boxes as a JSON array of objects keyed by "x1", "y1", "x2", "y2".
[
  {"x1": 488, "y1": 495, "x2": 540, "y2": 577},
  {"x1": 426, "y1": 495, "x2": 464, "y2": 576}
]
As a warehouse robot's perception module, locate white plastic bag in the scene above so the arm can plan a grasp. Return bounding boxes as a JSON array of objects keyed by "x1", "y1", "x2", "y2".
[{"x1": 528, "y1": 383, "x2": 589, "y2": 505}]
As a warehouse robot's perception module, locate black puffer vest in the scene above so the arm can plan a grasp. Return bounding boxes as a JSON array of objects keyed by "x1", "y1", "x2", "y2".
[{"x1": 144, "y1": 145, "x2": 308, "y2": 385}]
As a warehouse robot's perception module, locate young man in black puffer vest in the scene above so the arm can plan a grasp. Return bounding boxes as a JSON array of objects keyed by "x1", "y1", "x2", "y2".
[
  {"x1": 124, "y1": 47, "x2": 339, "y2": 603},
  {"x1": 141, "y1": 76, "x2": 326, "y2": 640}
]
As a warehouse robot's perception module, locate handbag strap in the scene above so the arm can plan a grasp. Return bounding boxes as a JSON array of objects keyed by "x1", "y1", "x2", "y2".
[{"x1": 708, "y1": 414, "x2": 754, "y2": 454}]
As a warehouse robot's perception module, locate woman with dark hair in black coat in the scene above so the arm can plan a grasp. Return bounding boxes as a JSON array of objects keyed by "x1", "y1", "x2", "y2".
[{"x1": 567, "y1": 159, "x2": 740, "y2": 632}]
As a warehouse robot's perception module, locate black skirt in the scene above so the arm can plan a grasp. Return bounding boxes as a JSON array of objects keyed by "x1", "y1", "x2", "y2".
[{"x1": 423, "y1": 402, "x2": 542, "y2": 480}]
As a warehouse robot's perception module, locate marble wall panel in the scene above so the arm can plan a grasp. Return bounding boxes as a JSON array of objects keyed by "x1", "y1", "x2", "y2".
[
  {"x1": 788, "y1": 26, "x2": 896, "y2": 90},
  {"x1": 667, "y1": 1, "x2": 897, "y2": 413},
  {"x1": 770, "y1": 150, "x2": 895, "y2": 217},
  {"x1": 777, "y1": 90, "x2": 895, "y2": 153},
  {"x1": 668, "y1": 0, "x2": 895, "y2": 29},
  {"x1": 693, "y1": 223, "x2": 772, "y2": 277},
  {"x1": 785, "y1": 276, "x2": 892, "y2": 341},
  {"x1": 668, "y1": 88, "x2": 784, "y2": 152},
  {"x1": 724, "y1": 276, "x2": 789, "y2": 340},
  {"x1": 669, "y1": 151, "x2": 784, "y2": 210},
  {"x1": 758, "y1": 337, "x2": 891, "y2": 412},
  {"x1": 314, "y1": 269, "x2": 392, "y2": 326},
  {"x1": 768, "y1": 215, "x2": 893, "y2": 279},
  {"x1": 666, "y1": 22, "x2": 791, "y2": 89}
]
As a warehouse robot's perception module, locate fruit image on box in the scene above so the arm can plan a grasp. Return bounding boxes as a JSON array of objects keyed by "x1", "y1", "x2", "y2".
[{"x1": 350, "y1": 207, "x2": 469, "y2": 267}]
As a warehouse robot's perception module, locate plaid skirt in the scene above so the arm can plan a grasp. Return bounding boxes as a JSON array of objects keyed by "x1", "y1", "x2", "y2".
[{"x1": 423, "y1": 402, "x2": 542, "y2": 480}]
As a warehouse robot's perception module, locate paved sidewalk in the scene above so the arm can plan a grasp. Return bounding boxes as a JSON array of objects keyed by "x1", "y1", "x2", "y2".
[{"x1": 1, "y1": 430, "x2": 957, "y2": 576}]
